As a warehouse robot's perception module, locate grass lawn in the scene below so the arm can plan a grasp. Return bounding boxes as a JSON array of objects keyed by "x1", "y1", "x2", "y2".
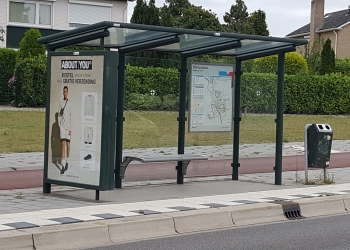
[{"x1": 1, "y1": 110, "x2": 350, "y2": 153}]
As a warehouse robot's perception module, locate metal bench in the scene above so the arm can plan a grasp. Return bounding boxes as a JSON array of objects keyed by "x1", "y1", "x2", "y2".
[{"x1": 120, "y1": 154, "x2": 208, "y2": 184}]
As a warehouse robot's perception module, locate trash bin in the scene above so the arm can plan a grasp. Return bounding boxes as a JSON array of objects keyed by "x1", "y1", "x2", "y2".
[{"x1": 307, "y1": 123, "x2": 333, "y2": 168}]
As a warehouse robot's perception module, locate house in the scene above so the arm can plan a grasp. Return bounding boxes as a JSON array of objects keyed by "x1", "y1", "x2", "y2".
[
  {"x1": 286, "y1": 0, "x2": 350, "y2": 59},
  {"x1": 0, "y1": 0, "x2": 132, "y2": 48}
]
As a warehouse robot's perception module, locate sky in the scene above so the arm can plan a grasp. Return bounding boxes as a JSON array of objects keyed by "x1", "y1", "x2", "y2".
[{"x1": 126, "y1": 0, "x2": 350, "y2": 37}]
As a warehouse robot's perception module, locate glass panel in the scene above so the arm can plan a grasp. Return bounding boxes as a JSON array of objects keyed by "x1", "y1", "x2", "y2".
[
  {"x1": 9, "y1": 2, "x2": 35, "y2": 24},
  {"x1": 48, "y1": 24, "x2": 301, "y2": 56},
  {"x1": 39, "y1": 4, "x2": 51, "y2": 25},
  {"x1": 235, "y1": 41, "x2": 291, "y2": 55},
  {"x1": 105, "y1": 27, "x2": 177, "y2": 47}
]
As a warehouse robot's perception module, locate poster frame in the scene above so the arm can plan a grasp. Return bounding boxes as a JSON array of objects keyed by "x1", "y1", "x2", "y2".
[
  {"x1": 43, "y1": 50, "x2": 118, "y2": 191},
  {"x1": 188, "y1": 62, "x2": 235, "y2": 133}
]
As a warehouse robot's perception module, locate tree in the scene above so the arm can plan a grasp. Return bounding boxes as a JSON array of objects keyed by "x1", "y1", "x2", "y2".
[
  {"x1": 305, "y1": 38, "x2": 324, "y2": 74},
  {"x1": 130, "y1": 0, "x2": 149, "y2": 24},
  {"x1": 17, "y1": 28, "x2": 45, "y2": 60},
  {"x1": 320, "y1": 38, "x2": 335, "y2": 75},
  {"x1": 245, "y1": 10, "x2": 269, "y2": 36},
  {"x1": 159, "y1": 5, "x2": 174, "y2": 27},
  {"x1": 223, "y1": 0, "x2": 249, "y2": 33},
  {"x1": 176, "y1": 5, "x2": 222, "y2": 31},
  {"x1": 148, "y1": 0, "x2": 160, "y2": 26},
  {"x1": 165, "y1": 0, "x2": 190, "y2": 18}
]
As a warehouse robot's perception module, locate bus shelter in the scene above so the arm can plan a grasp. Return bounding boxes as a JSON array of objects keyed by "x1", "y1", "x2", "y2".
[{"x1": 38, "y1": 22, "x2": 308, "y2": 197}]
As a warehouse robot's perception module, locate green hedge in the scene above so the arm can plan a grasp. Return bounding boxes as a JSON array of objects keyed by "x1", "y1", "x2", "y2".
[
  {"x1": 335, "y1": 58, "x2": 350, "y2": 75},
  {"x1": 241, "y1": 73, "x2": 350, "y2": 114},
  {"x1": 125, "y1": 65, "x2": 179, "y2": 101},
  {"x1": 15, "y1": 55, "x2": 47, "y2": 106},
  {"x1": 2, "y1": 55, "x2": 350, "y2": 115},
  {"x1": 0, "y1": 48, "x2": 17, "y2": 103}
]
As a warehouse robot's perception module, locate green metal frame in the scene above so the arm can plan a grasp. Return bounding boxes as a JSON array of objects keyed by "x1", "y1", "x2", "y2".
[
  {"x1": 38, "y1": 21, "x2": 308, "y2": 189},
  {"x1": 43, "y1": 50, "x2": 118, "y2": 193}
]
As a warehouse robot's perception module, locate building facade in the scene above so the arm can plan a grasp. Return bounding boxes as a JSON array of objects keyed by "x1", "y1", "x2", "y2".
[
  {"x1": 0, "y1": 0, "x2": 129, "y2": 48},
  {"x1": 286, "y1": 0, "x2": 350, "y2": 59}
]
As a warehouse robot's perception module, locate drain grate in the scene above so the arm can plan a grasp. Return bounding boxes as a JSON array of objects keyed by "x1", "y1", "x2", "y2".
[{"x1": 274, "y1": 201, "x2": 305, "y2": 220}]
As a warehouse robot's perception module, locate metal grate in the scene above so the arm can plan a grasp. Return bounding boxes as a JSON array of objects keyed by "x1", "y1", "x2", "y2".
[{"x1": 274, "y1": 200, "x2": 305, "y2": 220}]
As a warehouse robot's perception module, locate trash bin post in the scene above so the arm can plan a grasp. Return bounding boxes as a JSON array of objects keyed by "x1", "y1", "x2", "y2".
[{"x1": 304, "y1": 124, "x2": 312, "y2": 183}]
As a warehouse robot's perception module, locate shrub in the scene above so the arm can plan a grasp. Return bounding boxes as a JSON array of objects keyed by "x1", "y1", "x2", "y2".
[
  {"x1": 125, "y1": 93, "x2": 162, "y2": 110},
  {"x1": 335, "y1": 58, "x2": 350, "y2": 75},
  {"x1": 17, "y1": 28, "x2": 46, "y2": 60},
  {"x1": 0, "y1": 48, "x2": 18, "y2": 103},
  {"x1": 252, "y1": 52, "x2": 308, "y2": 75},
  {"x1": 161, "y1": 94, "x2": 179, "y2": 110},
  {"x1": 14, "y1": 55, "x2": 47, "y2": 106}
]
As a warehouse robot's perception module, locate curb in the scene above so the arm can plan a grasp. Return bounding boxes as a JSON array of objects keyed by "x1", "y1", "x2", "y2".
[{"x1": 0, "y1": 195, "x2": 349, "y2": 250}]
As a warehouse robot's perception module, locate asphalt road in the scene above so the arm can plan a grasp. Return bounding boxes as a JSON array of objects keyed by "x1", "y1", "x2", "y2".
[
  {"x1": 84, "y1": 213, "x2": 350, "y2": 250},
  {"x1": 1, "y1": 152, "x2": 350, "y2": 190}
]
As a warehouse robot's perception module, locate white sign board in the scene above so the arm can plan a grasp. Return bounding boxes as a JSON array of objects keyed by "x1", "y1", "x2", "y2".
[
  {"x1": 189, "y1": 62, "x2": 234, "y2": 132},
  {"x1": 47, "y1": 55, "x2": 104, "y2": 186}
]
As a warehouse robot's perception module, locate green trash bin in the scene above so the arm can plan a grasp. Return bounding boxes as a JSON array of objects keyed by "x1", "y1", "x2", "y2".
[{"x1": 307, "y1": 123, "x2": 333, "y2": 168}]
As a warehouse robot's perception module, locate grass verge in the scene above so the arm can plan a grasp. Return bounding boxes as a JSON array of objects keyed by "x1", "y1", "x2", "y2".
[{"x1": 1, "y1": 110, "x2": 350, "y2": 153}]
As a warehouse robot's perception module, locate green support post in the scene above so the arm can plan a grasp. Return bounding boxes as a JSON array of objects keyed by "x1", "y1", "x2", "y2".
[
  {"x1": 43, "y1": 46, "x2": 54, "y2": 194},
  {"x1": 95, "y1": 37, "x2": 105, "y2": 199},
  {"x1": 115, "y1": 53, "x2": 125, "y2": 188},
  {"x1": 275, "y1": 52, "x2": 285, "y2": 185},
  {"x1": 177, "y1": 55, "x2": 187, "y2": 184},
  {"x1": 100, "y1": 37, "x2": 104, "y2": 50},
  {"x1": 232, "y1": 59, "x2": 242, "y2": 180}
]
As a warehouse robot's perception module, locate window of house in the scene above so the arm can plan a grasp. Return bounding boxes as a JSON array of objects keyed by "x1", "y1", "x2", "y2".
[
  {"x1": 69, "y1": 3, "x2": 111, "y2": 28},
  {"x1": 9, "y1": 1, "x2": 52, "y2": 26}
]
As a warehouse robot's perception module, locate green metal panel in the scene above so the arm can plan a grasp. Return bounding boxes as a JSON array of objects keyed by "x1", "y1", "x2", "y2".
[
  {"x1": 115, "y1": 53, "x2": 126, "y2": 188},
  {"x1": 232, "y1": 59, "x2": 242, "y2": 180},
  {"x1": 43, "y1": 46, "x2": 54, "y2": 194},
  {"x1": 275, "y1": 52, "x2": 285, "y2": 185},
  {"x1": 177, "y1": 55, "x2": 187, "y2": 184}
]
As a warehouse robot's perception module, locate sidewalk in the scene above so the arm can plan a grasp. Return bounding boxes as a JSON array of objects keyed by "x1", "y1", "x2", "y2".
[
  {"x1": 1, "y1": 140, "x2": 350, "y2": 230},
  {"x1": 1, "y1": 166, "x2": 350, "y2": 231},
  {"x1": 1, "y1": 140, "x2": 350, "y2": 249},
  {"x1": 1, "y1": 140, "x2": 350, "y2": 170}
]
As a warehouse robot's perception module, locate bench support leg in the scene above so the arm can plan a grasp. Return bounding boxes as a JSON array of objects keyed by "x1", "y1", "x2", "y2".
[
  {"x1": 176, "y1": 161, "x2": 189, "y2": 184},
  {"x1": 115, "y1": 178, "x2": 122, "y2": 188},
  {"x1": 176, "y1": 162, "x2": 184, "y2": 184}
]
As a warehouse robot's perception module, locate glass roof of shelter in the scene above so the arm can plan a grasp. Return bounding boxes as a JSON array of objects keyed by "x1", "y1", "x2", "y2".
[{"x1": 38, "y1": 21, "x2": 308, "y2": 58}]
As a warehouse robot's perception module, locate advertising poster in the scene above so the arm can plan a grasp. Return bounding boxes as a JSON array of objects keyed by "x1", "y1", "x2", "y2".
[
  {"x1": 189, "y1": 62, "x2": 234, "y2": 132},
  {"x1": 47, "y1": 55, "x2": 104, "y2": 186}
]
